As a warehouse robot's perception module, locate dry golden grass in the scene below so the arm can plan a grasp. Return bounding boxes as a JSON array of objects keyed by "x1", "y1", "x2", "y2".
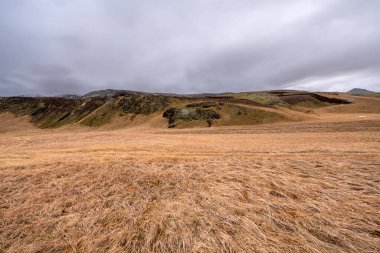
[{"x1": 1, "y1": 112, "x2": 380, "y2": 252}]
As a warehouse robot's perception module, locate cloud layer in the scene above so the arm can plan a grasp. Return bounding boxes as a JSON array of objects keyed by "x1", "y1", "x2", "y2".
[{"x1": 1, "y1": 0, "x2": 379, "y2": 96}]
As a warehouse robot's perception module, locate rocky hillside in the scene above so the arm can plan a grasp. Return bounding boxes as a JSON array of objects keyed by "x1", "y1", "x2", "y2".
[{"x1": 0, "y1": 90, "x2": 351, "y2": 129}]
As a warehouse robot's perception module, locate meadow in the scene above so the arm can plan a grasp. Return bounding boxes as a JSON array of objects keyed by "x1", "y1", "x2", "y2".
[{"x1": 1, "y1": 112, "x2": 379, "y2": 252}]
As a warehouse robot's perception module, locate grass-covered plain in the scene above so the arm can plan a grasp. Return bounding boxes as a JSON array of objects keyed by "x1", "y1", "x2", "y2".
[{"x1": 1, "y1": 113, "x2": 380, "y2": 252}]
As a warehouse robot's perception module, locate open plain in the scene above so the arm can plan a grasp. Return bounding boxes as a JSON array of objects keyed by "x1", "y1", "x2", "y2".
[{"x1": 1, "y1": 95, "x2": 380, "y2": 253}]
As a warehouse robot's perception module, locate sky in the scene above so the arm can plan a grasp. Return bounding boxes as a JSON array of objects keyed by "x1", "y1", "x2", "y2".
[{"x1": 0, "y1": 0, "x2": 379, "y2": 96}]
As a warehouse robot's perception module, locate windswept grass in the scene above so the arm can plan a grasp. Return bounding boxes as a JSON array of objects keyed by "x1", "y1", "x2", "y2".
[{"x1": 1, "y1": 118, "x2": 379, "y2": 252}]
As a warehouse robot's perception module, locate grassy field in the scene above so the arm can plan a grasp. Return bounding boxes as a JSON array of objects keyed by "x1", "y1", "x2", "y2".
[{"x1": 1, "y1": 108, "x2": 380, "y2": 252}]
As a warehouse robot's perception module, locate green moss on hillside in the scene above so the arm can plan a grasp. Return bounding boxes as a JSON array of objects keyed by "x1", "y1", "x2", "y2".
[
  {"x1": 225, "y1": 92, "x2": 289, "y2": 106},
  {"x1": 81, "y1": 101, "x2": 118, "y2": 127}
]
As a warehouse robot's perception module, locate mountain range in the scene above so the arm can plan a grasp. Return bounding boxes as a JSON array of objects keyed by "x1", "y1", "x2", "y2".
[{"x1": 0, "y1": 89, "x2": 375, "y2": 129}]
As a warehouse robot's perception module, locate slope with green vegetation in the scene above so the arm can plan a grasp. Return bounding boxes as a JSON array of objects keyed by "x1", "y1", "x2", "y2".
[
  {"x1": 223, "y1": 91, "x2": 350, "y2": 108},
  {"x1": 223, "y1": 92, "x2": 289, "y2": 106},
  {"x1": 0, "y1": 94, "x2": 171, "y2": 128},
  {"x1": 0, "y1": 90, "x2": 352, "y2": 129}
]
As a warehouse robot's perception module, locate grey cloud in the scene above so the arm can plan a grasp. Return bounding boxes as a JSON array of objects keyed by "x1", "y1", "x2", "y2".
[
  {"x1": 0, "y1": 77, "x2": 28, "y2": 96},
  {"x1": 187, "y1": 0, "x2": 380, "y2": 91},
  {"x1": 30, "y1": 64, "x2": 72, "y2": 77},
  {"x1": 0, "y1": 0, "x2": 379, "y2": 96},
  {"x1": 37, "y1": 76, "x2": 86, "y2": 95}
]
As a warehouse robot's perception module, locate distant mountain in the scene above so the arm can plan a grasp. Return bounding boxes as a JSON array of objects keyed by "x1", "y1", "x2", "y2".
[
  {"x1": 81, "y1": 89, "x2": 164, "y2": 98},
  {"x1": 18, "y1": 94, "x2": 42, "y2": 97},
  {"x1": 62, "y1": 94, "x2": 80, "y2": 99},
  {"x1": 80, "y1": 89, "x2": 217, "y2": 98},
  {"x1": 82, "y1": 89, "x2": 128, "y2": 98},
  {"x1": 347, "y1": 88, "x2": 374, "y2": 95}
]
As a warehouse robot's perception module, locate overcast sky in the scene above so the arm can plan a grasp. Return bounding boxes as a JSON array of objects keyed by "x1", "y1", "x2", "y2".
[{"x1": 0, "y1": 0, "x2": 379, "y2": 96}]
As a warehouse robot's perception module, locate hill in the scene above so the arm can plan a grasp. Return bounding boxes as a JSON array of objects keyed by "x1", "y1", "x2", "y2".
[
  {"x1": 0, "y1": 90, "x2": 354, "y2": 129},
  {"x1": 347, "y1": 88, "x2": 375, "y2": 95},
  {"x1": 81, "y1": 89, "x2": 150, "y2": 99}
]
